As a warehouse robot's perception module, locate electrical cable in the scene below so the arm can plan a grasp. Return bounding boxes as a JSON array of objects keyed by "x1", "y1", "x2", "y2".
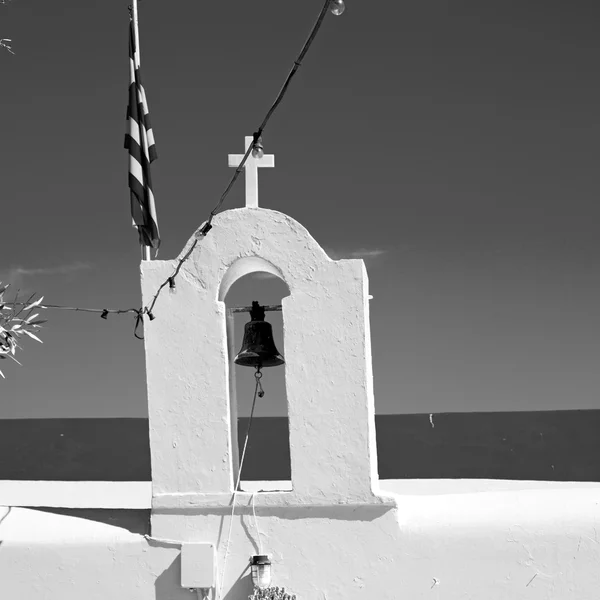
[
  {"x1": 148, "y1": 0, "x2": 336, "y2": 320},
  {"x1": 4, "y1": 1, "x2": 339, "y2": 339},
  {"x1": 207, "y1": 0, "x2": 332, "y2": 222},
  {"x1": 251, "y1": 491, "x2": 263, "y2": 555},
  {"x1": 142, "y1": 369, "x2": 264, "y2": 600},
  {"x1": 217, "y1": 368, "x2": 263, "y2": 600}
]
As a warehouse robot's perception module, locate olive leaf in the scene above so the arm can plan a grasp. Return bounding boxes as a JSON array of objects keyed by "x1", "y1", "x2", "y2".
[{"x1": 0, "y1": 282, "x2": 46, "y2": 378}]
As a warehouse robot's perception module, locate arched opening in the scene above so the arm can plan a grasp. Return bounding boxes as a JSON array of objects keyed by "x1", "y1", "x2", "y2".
[{"x1": 222, "y1": 259, "x2": 291, "y2": 491}]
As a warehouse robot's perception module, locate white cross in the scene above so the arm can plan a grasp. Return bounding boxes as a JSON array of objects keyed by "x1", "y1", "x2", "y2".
[{"x1": 228, "y1": 136, "x2": 275, "y2": 208}]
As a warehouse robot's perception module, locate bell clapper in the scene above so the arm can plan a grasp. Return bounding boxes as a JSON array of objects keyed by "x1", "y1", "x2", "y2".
[{"x1": 255, "y1": 367, "x2": 265, "y2": 397}]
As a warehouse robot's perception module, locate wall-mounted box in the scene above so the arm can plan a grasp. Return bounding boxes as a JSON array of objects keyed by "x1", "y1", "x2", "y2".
[{"x1": 181, "y1": 543, "x2": 216, "y2": 589}]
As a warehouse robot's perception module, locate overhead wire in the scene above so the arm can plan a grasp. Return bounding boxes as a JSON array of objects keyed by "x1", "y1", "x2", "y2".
[
  {"x1": 9, "y1": 301, "x2": 147, "y2": 339},
  {"x1": 206, "y1": 0, "x2": 333, "y2": 222},
  {"x1": 5, "y1": 0, "x2": 338, "y2": 339}
]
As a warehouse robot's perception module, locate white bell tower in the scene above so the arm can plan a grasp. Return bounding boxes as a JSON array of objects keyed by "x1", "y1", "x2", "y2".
[
  {"x1": 138, "y1": 141, "x2": 396, "y2": 600},
  {"x1": 141, "y1": 206, "x2": 383, "y2": 509}
]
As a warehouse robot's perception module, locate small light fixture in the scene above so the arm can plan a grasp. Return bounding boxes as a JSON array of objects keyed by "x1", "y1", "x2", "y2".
[
  {"x1": 252, "y1": 135, "x2": 264, "y2": 159},
  {"x1": 197, "y1": 222, "x2": 213, "y2": 237},
  {"x1": 250, "y1": 554, "x2": 272, "y2": 589},
  {"x1": 329, "y1": 0, "x2": 345, "y2": 16}
]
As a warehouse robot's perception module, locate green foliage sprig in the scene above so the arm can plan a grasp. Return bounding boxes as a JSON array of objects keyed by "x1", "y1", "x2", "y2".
[
  {"x1": 1, "y1": 0, "x2": 15, "y2": 54},
  {"x1": 0, "y1": 283, "x2": 46, "y2": 378},
  {"x1": 249, "y1": 586, "x2": 297, "y2": 600}
]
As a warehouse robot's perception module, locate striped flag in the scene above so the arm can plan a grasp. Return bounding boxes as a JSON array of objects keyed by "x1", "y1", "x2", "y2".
[{"x1": 124, "y1": 19, "x2": 160, "y2": 251}]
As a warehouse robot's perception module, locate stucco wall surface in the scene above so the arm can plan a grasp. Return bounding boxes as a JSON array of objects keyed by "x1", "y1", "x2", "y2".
[
  {"x1": 2, "y1": 208, "x2": 597, "y2": 598},
  {"x1": 146, "y1": 485, "x2": 599, "y2": 600},
  {"x1": 0, "y1": 506, "x2": 180, "y2": 599},
  {"x1": 4, "y1": 207, "x2": 586, "y2": 599},
  {"x1": 2, "y1": 486, "x2": 600, "y2": 599},
  {"x1": 140, "y1": 207, "x2": 379, "y2": 507},
  {"x1": 136, "y1": 207, "x2": 600, "y2": 599}
]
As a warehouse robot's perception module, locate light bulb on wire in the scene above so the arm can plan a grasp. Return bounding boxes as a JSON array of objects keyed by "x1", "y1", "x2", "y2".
[
  {"x1": 329, "y1": 0, "x2": 345, "y2": 16},
  {"x1": 252, "y1": 136, "x2": 264, "y2": 159}
]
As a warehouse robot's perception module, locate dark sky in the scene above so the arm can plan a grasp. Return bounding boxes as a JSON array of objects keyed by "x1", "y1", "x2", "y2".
[{"x1": 0, "y1": 0, "x2": 598, "y2": 418}]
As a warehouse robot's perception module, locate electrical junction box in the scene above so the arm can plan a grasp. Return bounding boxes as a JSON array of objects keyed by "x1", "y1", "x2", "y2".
[{"x1": 181, "y1": 543, "x2": 216, "y2": 589}]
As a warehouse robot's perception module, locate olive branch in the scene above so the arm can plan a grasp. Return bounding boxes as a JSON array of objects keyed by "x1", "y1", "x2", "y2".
[
  {"x1": 0, "y1": 283, "x2": 46, "y2": 378},
  {"x1": 1, "y1": 0, "x2": 15, "y2": 54},
  {"x1": 249, "y1": 586, "x2": 297, "y2": 600}
]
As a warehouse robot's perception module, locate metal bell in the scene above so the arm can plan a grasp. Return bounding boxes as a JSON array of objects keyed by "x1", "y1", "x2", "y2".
[{"x1": 234, "y1": 301, "x2": 284, "y2": 368}]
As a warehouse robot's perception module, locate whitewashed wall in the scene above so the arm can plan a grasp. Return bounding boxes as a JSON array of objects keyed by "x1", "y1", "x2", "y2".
[
  {"x1": 1, "y1": 208, "x2": 599, "y2": 599},
  {"x1": 1, "y1": 484, "x2": 600, "y2": 599}
]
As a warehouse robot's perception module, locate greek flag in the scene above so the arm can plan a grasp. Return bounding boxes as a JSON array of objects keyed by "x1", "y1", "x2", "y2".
[{"x1": 124, "y1": 20, "x2": 159, "y2": 250}]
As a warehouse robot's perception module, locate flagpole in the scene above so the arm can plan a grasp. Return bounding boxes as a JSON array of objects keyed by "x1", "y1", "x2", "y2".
[{"x1": 132, "y1": 0, "x2": 151, "y2": 262}]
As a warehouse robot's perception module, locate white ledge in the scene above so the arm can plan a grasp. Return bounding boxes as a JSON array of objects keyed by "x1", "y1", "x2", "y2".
[
  {"x1": 1, "y1": 479, "x2": 600, "y2": 509},
  {"x1": 0, "y1": 481, "x2": 152, "y2": 509}
]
